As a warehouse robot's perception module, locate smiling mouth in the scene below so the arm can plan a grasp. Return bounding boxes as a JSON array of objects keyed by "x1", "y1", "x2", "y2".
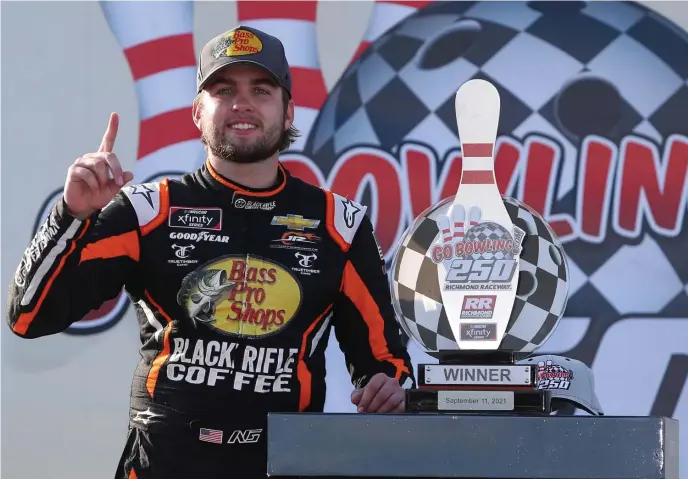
[{"x1": 229, "y1": 122, "x2": 258, "y2": 131}]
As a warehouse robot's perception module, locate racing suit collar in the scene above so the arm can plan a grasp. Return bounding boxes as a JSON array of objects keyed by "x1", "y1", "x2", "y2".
[{"x1": 203, "y1": 158, "x2": 288, "y2": 197}]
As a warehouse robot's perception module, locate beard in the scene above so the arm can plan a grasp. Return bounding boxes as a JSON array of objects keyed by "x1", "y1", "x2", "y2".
[{"x1": 201, "y1": 117, "x2": 284, "y2": 164}]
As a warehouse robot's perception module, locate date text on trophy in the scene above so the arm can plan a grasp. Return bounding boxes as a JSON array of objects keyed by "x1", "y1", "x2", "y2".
[{"x1": 438, "y1": 391, "x2": 515, "y2": 411}]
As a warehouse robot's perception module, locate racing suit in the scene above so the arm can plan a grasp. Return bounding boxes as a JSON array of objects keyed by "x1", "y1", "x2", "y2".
[{"x1": 6, "y1": 160, "x2": 415, "y2": 479}]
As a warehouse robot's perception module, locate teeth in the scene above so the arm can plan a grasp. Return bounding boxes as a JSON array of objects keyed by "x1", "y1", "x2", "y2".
[{"x1": 232, "y1": 123, "x2": 256, "y2": 130}]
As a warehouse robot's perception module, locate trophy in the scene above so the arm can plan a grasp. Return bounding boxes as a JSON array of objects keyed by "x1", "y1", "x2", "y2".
[{"x1": 390, "y1": 79, "x2": 570, "y2": 415}]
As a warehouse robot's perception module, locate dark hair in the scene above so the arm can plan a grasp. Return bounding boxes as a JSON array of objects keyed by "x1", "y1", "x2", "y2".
[
  {"x1": 279, "y1": 88, "x2": 301, "y2": 152},
  {"x1": 195, "y1": 89, "x2": 301, "y2": 153}
]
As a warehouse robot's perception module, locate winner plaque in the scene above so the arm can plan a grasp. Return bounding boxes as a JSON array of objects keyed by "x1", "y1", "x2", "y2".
[{"x1": 390, "y1": 79, "x2": 571, "y2": 415}]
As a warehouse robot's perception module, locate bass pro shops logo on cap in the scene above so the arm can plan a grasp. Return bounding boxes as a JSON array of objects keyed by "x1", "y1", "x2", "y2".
[{"x1": 212, "y1": 29, "x2": 263, "y2": 58}]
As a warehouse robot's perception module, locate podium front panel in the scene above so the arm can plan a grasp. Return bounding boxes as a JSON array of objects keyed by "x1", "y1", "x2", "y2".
[{"x1": 267, "y1": 413, "x2": 678, "y2": 478}]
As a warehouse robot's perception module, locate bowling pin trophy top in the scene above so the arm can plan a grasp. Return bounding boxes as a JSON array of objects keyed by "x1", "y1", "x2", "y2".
[{"x1": 390, "y1": 79, "x2": 571, "y2": 415}]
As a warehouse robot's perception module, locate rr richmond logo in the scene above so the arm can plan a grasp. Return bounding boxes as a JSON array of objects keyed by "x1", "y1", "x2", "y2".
[{"x1": 460, "y1": 295, "x2": 496, "y2": 319}]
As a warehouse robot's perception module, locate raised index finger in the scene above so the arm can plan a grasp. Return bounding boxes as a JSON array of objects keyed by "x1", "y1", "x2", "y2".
[{"x1": 98, "y1": 112, "x2": 119, "y2": 153}]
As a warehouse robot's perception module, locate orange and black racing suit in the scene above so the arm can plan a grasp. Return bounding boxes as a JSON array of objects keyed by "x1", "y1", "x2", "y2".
[{"x1": 6, "y1": 160, "x2": 415, "y2": 479}]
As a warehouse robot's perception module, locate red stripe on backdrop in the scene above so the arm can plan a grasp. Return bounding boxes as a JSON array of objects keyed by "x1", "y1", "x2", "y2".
[
  {"x1": 138, "y1": 108, "x2": 200, "y2": 159},
  {"x1": 237, "y1": 1, "x2": 318, "y2": 21},
  {"x1": 124, "y1": 34, "x2": 196, "y2": 81},
  {"x1": 378, "y1": 0, "x2": 434, "y2": 8},
  {"x1": 290, "y1": 67, "x2": 328, "y2": 111},
  {"x1": 350, "y1": 41, "x2": 372, "y2": 64}
]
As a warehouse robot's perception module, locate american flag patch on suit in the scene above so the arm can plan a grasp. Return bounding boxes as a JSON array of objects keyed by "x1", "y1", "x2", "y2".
[{"x1": 199, "y1": 427, "x2": 223, "y2": 444}]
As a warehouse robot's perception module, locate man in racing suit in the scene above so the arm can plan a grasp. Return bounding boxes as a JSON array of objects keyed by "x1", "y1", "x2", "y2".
[{"x1": 6, "y1": 25, "x2": 415, "y2": 479}]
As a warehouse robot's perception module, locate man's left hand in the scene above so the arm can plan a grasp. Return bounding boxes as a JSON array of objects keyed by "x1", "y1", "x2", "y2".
[{"x1": 350, "y1": 373, "x2": 405, "y2": 413}]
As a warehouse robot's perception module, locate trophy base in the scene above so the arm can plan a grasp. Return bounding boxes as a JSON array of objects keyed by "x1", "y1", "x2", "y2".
[
  {"x1": 406, "y1": 388, "x2": 551, "y2": 414},
  {"x1": 406, "y1": 350, "x2": 552, "y2": 414}
]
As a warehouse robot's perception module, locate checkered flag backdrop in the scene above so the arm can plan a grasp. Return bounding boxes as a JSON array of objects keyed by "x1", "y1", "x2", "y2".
[
  {"x1": 308, "y1": 0, "x2": 688, "y2": 359},
  {"x1": 390, "y1": 195, "x2": 569, "y2": 352}
]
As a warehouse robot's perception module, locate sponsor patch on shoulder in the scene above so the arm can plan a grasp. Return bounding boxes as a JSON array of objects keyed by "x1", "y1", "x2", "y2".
[
  {"x1": 329, "y1": 192, "x2": 367, "y2": 249},
  {"x1": 123, "y1": 182, "x2": 163, "y2": 228}
]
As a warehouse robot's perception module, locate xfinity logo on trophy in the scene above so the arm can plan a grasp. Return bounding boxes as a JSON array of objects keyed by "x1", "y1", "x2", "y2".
[
  {"x1": 169, "y1": 207, "x2": 223, "y2": 231},
  {"x1": 459, "y1": 323, "x2": 497, "y2": 341}
]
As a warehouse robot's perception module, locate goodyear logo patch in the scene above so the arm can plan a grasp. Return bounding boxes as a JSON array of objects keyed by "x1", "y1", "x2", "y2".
[
  {"x1": 177, "y1": 255, "x2": 302, "y2": 338},
  {"x1": 212, "y1": 29, "x2": 263, "y2": 58}
]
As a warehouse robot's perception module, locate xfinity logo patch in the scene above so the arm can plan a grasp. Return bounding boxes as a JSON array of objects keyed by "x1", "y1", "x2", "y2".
[
  {"x1": 234, "y1": 197, "x2": 276, "y2": 211},
  {"x1": 169, "y1": 207, "x2": 222, "y2": 231}
]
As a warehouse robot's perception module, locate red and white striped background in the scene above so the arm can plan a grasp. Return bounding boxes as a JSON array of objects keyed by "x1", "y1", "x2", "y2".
[{"x1": 100, "y1": 0, "x2": 432, "y2": 184}]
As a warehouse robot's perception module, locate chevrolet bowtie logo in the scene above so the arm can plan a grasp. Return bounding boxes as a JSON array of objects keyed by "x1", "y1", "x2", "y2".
[{"x1": 271, "y1": 214, "x2": 320, "y2": 231}]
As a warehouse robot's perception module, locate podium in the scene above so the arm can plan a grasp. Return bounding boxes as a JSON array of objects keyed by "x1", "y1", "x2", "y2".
[{"x1": 267, "y1": 413, "x2": 679, "y2": 478}]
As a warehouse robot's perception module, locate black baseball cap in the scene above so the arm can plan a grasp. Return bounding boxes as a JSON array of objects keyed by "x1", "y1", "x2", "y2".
[{"x1": 196, "y1": 25, "x2": 292, "y2": 97}]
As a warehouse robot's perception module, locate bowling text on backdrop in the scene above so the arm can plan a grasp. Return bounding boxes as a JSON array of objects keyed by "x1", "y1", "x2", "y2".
[{"x1": 281, "y1": 134, "x2": 688, "y2": 257}]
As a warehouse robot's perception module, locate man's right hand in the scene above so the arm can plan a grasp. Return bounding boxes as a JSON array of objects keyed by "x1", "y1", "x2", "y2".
[{"x1": 64, "y1": 112, "x2": 134, "y2": 220}]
